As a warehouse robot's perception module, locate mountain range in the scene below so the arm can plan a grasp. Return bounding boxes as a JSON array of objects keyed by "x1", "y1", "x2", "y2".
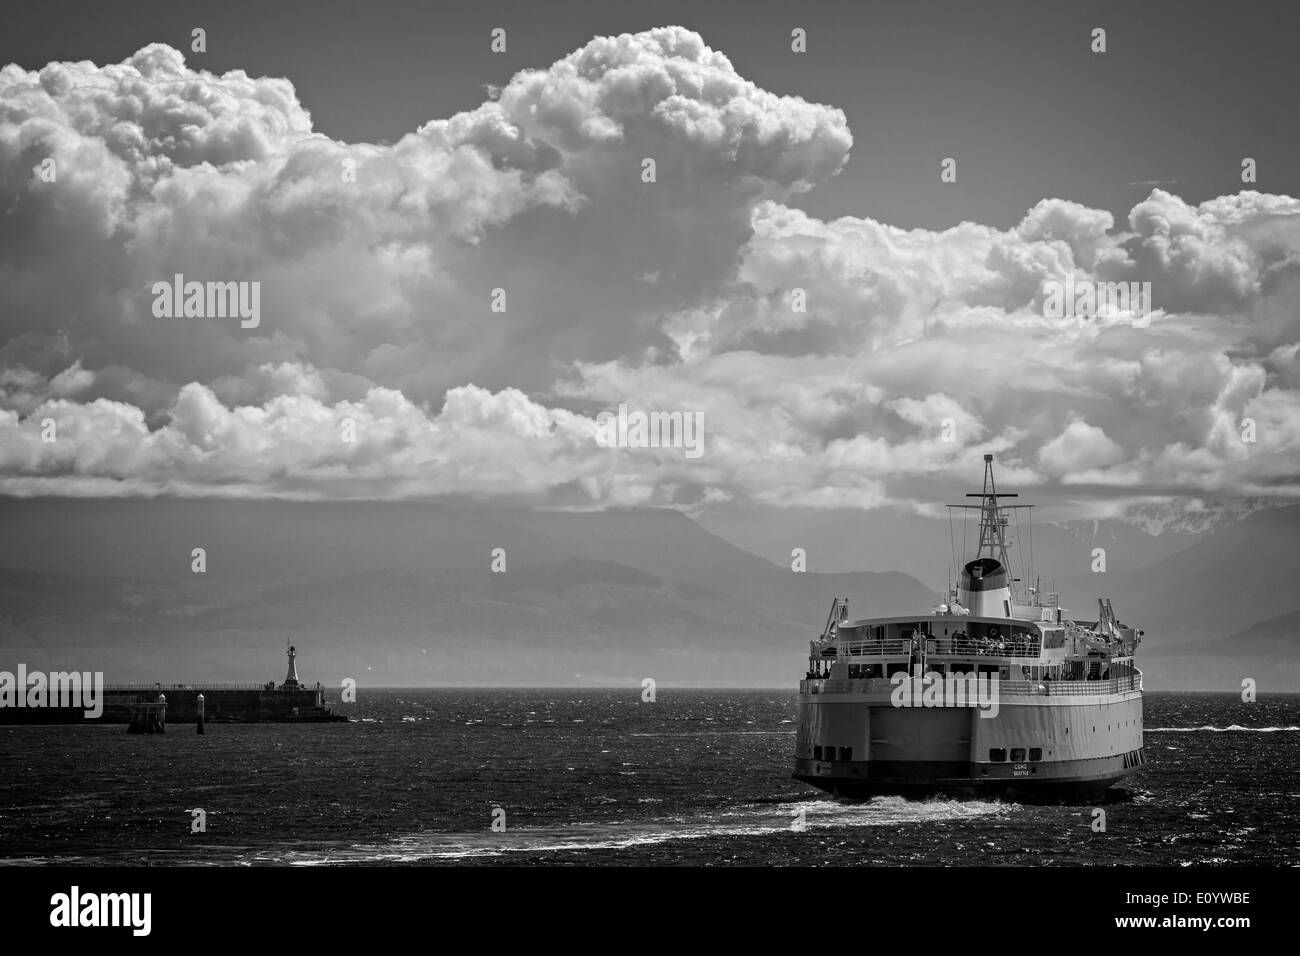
[
  {"x1": 0, "y1": 496, "x2": 1296, "y2": 689},
  {"x1": 0, "y1": 498, "x2": 932, "y2": 687}
]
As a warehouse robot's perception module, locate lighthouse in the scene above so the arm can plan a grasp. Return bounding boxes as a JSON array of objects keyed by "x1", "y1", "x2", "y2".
[{"x1": 283, "y1": 641, "x2": 300, "y2": 690}]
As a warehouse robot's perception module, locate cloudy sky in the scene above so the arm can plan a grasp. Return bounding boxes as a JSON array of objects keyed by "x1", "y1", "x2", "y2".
[{"x1": 2, "y1": 0, "x2": 1299, "y2": 526}]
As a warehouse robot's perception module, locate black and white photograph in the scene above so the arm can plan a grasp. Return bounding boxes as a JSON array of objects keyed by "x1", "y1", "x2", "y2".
[{"x1": 0, "y1": 0, "x2": 1295, "y2": 934}]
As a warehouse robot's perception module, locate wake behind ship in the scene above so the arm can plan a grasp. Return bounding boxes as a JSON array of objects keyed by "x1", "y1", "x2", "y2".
[{"x1": 793, "y1": 455, "x2": 1145, "y2": 798}]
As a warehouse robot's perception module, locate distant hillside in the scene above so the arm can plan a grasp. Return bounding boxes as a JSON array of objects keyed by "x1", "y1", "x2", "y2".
[
  {"x1": 694, "y1": 503, "x2": 1197, "y2": 589},
  {"x1": 1055, "y1": 504, "x2": 1300, "y2": 649},
  {"x1": 1118, "y1": 496, "x2": 1277, "y2": 537},
  {"x1": 0, "y1": 498, "x2": 936, "y2": 686},
  {"x1": 1141, "y1": 608, "x2": 1300, "y2": 691},
  {"x1": 1040, "y1": 506, "x2": 1300, "y2": 689},
  {"x1": 1154, "y1": 609, "x2": 1300, "y2": 658},
  {"x1": 3, "y1": 496, "x2": 1296, "y2": 688}
]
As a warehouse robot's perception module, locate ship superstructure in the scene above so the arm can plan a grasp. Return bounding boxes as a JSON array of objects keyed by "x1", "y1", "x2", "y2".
[{"x1": 793, "y1": 455, "x2": 1144, "y2": 797}]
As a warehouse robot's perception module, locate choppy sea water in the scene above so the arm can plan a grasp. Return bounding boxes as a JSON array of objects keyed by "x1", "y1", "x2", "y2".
[{"x1": 1, "y1": 690, "x2": 1297, "y2": 865}]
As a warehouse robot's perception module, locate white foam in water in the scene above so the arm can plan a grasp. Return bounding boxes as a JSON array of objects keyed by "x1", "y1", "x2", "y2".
[
  {"x1": 262, "y1": 795, "x2": 1015, "y2": 865},
  {"x1": 1149, "y1": 725, "x2": 1300, "y2": 732}
]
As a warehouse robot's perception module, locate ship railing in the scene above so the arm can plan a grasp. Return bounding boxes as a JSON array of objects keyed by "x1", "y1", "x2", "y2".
[
  {"x1": 801, "y1": 674, "x2": 1142, "y2": 696},
  {"x1": 830, "y1": 639, "x2": 910, "y2": 657},
  {"x1": 821, "y1": 638, "x2": 1043, "y2": 659},
  {"x1": 934, "y1": 639, "x2": 1042, "y2": 658},
  {"x1": 1000, "y1": 675, "x2": 1141, "y2": 696}
]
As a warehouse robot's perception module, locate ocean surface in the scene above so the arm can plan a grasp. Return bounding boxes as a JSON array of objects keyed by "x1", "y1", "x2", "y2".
[{"x1": 1, "y1": 690, "x2": 1297, "y2": 865}]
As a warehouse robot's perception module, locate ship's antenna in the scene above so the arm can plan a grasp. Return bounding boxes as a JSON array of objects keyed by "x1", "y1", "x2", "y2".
[
  {"x1": 948, "y1": 505, "x2": 957, "y2": 594},
  {"x1": 961, "y1": 502, "x2": 968, "y2": 561},
  {"x1": 948, "y1": 454, "x2": 1034, "y2": 605},
  {"x1": 1013, "y1": 506, "x2": 1023, "y2": 591},
  {"x1": 1029, "y1": 506, "x2": 1035, "y2": 596}
]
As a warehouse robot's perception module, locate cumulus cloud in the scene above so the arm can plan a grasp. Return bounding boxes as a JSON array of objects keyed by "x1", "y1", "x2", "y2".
[
  {"x1": 0, "y1": 368, "x2": 738, "y2": 505},
  {"x1": 0, "y1": 27, "x2": 850, "y2": 407},
  {"x1": 1, "y1": 29, "x2": 1299, "y2": 517},
  {"x1": 1038, "y1": 418, "x2": 1126, "y2": 476}
]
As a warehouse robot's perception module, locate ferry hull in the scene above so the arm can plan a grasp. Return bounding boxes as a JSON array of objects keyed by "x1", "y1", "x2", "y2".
[
  {"x1": 793, "y1": 753, "x2": 1142, "y2": 799},
  {"x1": 793, "y1": 684, "x2": 1144, "y2": 800}
]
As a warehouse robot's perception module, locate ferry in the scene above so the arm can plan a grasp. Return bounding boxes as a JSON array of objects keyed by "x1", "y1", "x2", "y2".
[{"x1": 793, "y1": 454, "x2": 1144, "y2": 798}]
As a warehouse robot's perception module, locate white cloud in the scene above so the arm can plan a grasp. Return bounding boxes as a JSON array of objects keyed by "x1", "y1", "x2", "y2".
[
  {"x1": 1, "y1": 29, "x2": 1299, "y2": 515},
  {"x1": 1038, "y1": 418, "x2": 1127, "y2": 476}
]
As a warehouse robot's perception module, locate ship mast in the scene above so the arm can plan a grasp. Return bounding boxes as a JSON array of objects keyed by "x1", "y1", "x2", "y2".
[
  {"x1": 972, "y1": 454, "x2": 1014, "y2": 570},
  {"x1": 948, "y1": 454, "x2": 1033, "y2": 605}
]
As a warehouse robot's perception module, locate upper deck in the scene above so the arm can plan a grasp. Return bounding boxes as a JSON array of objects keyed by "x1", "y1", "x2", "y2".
[
  {"x1": 815, "y1": 614, "x2": 1057, "y2": 661},
  {"x1": 806, "y1": 610, "x2": 1138, "y2": 686}
]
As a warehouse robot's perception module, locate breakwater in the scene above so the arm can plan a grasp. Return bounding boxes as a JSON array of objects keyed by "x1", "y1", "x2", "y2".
[{"x1": 0, "y1": 683, "x2": 346, "y2": 724}]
